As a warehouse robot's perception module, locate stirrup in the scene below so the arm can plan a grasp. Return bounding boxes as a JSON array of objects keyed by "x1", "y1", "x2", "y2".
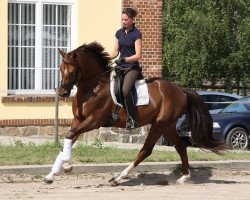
[{"x1": 126, "y1": 117, "x2": 136, "y2": 129}]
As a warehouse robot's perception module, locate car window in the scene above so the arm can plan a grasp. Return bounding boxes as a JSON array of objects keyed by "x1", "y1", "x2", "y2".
[
  {"x1": 209, "y1": 95, "x2": 237, "y2": 102},
  {"x1": 200, "y1": 95, "x2": 208, "y2": 102},
  {"x1": 222, "y1": 102, "x2": 250, "y2": 113},
  {"x1": 244, "y1": 103, "x2": 250, "y2": 111},
  {"x1": 201, "y1": 94, "x2": 239, "y2": 111},
  {"x1": 200, "y1": 95, "x2": 213, "y2": 110}
]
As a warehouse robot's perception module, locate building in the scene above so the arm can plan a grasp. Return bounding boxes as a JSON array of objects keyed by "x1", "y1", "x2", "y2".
[{"x1": 0, "y1": 0, "x2": 162, "y2": 142}]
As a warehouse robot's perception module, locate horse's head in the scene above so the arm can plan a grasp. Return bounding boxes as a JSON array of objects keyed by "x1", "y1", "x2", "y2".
[
  {"x1": 58, "y1": 49, "x2": 79, "y2": 98},
  {"x1": 58, "y1": 42, "x2": 112, "y2": 97}
]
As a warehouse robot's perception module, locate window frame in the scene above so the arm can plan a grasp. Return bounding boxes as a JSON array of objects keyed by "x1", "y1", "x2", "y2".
[{"x1": 8, "y1": 0, "x2": 77, "y2": 95}]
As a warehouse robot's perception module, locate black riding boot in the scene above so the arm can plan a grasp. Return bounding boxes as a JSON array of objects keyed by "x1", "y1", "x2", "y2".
[{"x1": 124, "y1": 94, "x2": 136, "y2": 129}]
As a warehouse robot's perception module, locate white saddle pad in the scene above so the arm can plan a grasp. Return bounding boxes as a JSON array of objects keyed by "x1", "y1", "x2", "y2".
[{"x1": 110, "y1": 80, "x2": 149, "y2": 107}]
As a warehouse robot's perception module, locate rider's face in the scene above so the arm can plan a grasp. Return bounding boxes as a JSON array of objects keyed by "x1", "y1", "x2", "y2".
[{"x1": 121, "y1": 14, "x2": 134, "y2": 29}]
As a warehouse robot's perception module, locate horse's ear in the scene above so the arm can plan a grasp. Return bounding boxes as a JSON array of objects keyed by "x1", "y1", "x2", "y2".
[{"x1": 58, "y1": 49, "x2": 66, "y2": 57}]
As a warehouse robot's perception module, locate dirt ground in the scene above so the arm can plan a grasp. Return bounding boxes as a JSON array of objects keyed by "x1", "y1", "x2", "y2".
[{"x1": 1, "y1": 168, "x2": 250, "y2": 200}]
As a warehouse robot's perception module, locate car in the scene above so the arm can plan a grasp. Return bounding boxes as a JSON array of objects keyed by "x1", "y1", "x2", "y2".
[
  {"x1": 178, "y1": 91, "x2": 242, "y2": 138},
  {"x1": 162, "y1": 91, "x2": 242, "y2": 145},
  {"x1": 212, "y1": 96, "x2": 250, "y2": 150},
  {"x1": 196, "y1": 91, "x2": 242, "y2": 114}
]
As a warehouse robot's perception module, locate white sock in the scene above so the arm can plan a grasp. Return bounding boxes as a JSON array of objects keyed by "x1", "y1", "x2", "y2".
[
  {"x1": 51, "y1": 151, "x2": 64, "y2": 174},
  {"x1": 62, "y1": 138, "x2": 72, "y2": 161}
]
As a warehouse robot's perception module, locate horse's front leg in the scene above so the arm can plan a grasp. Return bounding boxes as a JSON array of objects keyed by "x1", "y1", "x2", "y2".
[
  {"x1": 43, "y1": 123, "x2": 79, "y2": 184},
  {"x1": 44, "y1": 117, "x2": 96, "y2": 184}
]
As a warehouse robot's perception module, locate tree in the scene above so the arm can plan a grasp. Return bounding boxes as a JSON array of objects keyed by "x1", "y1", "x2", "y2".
[{"x1": 163, "y1": 0, "x2": 250, "y2": 95}]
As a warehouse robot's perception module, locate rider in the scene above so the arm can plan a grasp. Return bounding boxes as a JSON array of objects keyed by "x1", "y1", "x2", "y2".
[{"x1": 110, "y1": 8, "x2": 143, "y2": 129}]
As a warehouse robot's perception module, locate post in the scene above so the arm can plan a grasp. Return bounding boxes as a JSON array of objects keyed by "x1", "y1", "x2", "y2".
[{"x1": 55, "y1": 87, "x2": 59, "y2": 143}]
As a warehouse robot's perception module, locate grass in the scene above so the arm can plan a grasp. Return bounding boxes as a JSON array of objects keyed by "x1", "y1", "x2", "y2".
[{"x1": 0, "y1": 140, "x2": 250, "y2": 166}]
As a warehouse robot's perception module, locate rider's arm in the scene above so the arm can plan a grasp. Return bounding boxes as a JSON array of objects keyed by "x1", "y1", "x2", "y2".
[{"x1": 110, "y1": 38, "x2": 120, "y2": 60}]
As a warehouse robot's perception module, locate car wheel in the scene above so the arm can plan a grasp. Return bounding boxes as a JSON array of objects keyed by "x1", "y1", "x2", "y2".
[{"x1": 226, "y1": 127, "x2": 249, "y2": 150}]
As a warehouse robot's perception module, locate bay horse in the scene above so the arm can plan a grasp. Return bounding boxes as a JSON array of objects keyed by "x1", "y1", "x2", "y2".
[{"x1": 44, "y1": 42, "x2": 224, "y2": 185}]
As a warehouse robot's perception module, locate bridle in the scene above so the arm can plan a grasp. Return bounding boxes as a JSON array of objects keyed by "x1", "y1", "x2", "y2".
[
  {"x1": 60, "y1": 54, "x2": 120, "y2": 91},
  {"x1": 60, "y1": 58, "x2": 79, "y2": 91}
]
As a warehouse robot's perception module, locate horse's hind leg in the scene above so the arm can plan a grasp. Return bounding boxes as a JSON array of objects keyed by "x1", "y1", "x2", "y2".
[
  {"x1": 164, "y1": 126, "x2": 191, "y2": 184},
  {"x1": 109, "y1": 127, "x2": 162, "y2": 186}
]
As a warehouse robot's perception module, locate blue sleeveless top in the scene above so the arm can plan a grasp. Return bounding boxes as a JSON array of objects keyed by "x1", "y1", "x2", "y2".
[{"x1": 115, "y1": 24, "x2": 142, "y2": 68}]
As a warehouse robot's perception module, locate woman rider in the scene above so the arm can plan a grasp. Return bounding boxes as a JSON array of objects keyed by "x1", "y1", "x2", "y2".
[{"x1": 110, "y1": 8, "x2": 143, "y2": 129}]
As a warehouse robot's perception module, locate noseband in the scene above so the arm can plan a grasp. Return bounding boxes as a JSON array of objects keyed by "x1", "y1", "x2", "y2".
[{"x1": 60, "y1": 58, "x2": 79, "y2": 91}]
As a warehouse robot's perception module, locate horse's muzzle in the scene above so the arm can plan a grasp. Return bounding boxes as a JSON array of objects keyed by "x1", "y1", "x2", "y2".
[{"x1": 58, "y1": 86, "x2": 71, "y2": 98}]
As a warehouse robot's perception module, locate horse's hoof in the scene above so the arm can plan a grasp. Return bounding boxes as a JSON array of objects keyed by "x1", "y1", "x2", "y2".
[
  {"x1": 108, "y1": 177, "x2": 115, "y2": 182},
  {"x1": 44, "y1": 177, "x2": 53, "y2": 184},
  {"x1": 63, "y1": 162, "x2": 73, "y2": 174},
  {"x1": 176, "y1": 174, "x2": 191, "y2": 184},
  {"x1": 176, "y1": 179, "x2": 184, "y2": 184},
  {"x1": 110, "y1": 180, "x2": 120, "y2": 187},
  {"x1": 108, "y1": 177, "x2": 119, "y2": 186}
]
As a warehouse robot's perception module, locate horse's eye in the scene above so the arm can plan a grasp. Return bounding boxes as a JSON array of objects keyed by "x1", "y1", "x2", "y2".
[{"x1": 69, "y1": 72, "x2": 75, "y2": 78}]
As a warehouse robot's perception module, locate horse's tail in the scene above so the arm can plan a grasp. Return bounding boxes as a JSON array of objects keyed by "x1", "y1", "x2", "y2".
[{"x1": 183, "y1": 88, "x2": 225, "y2": 153}]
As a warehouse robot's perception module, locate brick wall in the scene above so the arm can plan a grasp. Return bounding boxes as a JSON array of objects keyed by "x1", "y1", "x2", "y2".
[{"x1": 123, "y1": 0, "x2": 163, "y2": 78}]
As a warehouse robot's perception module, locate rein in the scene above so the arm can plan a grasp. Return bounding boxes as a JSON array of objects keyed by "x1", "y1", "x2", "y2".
[
  {"x1": 60, "y1": 59, "x2": 116, "y2": 91},
  {"x1": 60, "y1": 43, "x2": 130, "y2": 91}
]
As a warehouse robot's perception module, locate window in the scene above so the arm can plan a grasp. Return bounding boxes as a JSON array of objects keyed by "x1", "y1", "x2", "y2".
[
  {"x1": 201, "y1": 94, "x2": 240, "y2": 110},
  {"x1": 8, "y1": 0, "x2": 75, "y2": 94}
]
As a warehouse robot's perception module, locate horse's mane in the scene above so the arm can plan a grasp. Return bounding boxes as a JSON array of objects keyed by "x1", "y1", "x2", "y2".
[{"x1": 71, "y1": 42, "x2": 111, "y2": 71}]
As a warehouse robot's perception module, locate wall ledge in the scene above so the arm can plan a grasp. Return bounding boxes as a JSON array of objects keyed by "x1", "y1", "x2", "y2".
[
  {"x1": 0, "y1": 118, "x2": 72, "y2": 127},
  {"x1": 1, "y1": 95, "x2": 73, "y2": 103}
]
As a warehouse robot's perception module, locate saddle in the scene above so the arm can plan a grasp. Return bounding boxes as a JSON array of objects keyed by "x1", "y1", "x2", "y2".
[
  {"x1": 107, "y1": 67, "x2": 145, "y2": 126},
  {"x1": 113, "y1": 67, "x2": 138, "y2": 106}
]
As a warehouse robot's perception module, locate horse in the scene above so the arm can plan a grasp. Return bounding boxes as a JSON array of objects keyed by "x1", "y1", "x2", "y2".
[{"x1": 44, "y1": 41, "x2": 224, "y2": 185}]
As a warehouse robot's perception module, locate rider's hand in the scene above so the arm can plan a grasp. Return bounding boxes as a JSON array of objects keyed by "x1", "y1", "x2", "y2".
[{"x1": 115, "y1": 57, "x2": 126, "y2": 65}]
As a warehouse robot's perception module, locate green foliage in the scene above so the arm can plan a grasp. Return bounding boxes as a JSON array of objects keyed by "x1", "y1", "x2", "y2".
[
  {"x1": 73, "y1": 144, "x2": 138, "y2": 163},
  {"x1": 91, "y1": 139, "x2": 104, "y2": 148},
  {"x1": 0, "y1": 142, "x2": 62, "y2": 165},
  {"x1": 1, "y1": 142, "x2": 250, "y2": 165},
  {"x1": 14, "y1": 140, "x2": 24, "y2": 146},
  {"x1": 163, "y1": 0, "x2": 250, "y2": 94}
]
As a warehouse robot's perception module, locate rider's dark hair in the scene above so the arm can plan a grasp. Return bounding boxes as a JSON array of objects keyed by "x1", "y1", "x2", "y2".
[{"x1": 122, "y1": 8, "x2": 138, "y2": 18}]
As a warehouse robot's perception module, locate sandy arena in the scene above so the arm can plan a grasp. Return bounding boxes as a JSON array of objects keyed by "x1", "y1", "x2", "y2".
[{"x1": 1, "y1": 168, "x2": 250, "y2": 200}]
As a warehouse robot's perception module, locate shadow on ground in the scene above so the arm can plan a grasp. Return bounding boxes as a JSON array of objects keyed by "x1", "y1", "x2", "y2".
[{"x1": 119, "y1": 166, "x2": 240, "y2": 186}]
